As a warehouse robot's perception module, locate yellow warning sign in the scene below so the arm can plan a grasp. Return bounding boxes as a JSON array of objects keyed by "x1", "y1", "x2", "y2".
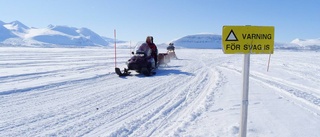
[{"x1": 222, "y1": 26, "x2": 274, "y2": 54}]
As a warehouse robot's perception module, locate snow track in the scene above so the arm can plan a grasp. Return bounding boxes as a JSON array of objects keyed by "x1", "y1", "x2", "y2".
[{"x1": 1, "y1": 48, "x2": 320, "y2": 137}]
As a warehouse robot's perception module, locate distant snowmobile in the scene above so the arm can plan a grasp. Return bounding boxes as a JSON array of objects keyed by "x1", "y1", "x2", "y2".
[
  {"x1": 115, "y1": 43, "x2": 156, "y2": 76},
  {"x1": 167, "y1": 43, "x2": 178, "y2": 59}
]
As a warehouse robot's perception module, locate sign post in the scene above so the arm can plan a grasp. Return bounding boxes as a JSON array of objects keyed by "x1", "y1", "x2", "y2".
[
  {"x1": 240, "y1": 53, "x2": 250, "y2": 137},
  {"x1": 222, "y1": 26, "x2": 274, "y2": 137}
]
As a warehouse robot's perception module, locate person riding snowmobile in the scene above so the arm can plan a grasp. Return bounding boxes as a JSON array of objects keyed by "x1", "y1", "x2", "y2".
[
  {"x1": 146, "y1": 36, "x2": 158, "y2": 67},
  {"x1": 167, "y1": 42, "x2": 178, "y2": 59},
  {"x1": 167, "y1": 42, "x2": 175, "y2": 51}
]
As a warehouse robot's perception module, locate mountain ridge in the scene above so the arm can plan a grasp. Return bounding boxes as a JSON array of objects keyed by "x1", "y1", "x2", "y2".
[
  {"x1": 1, "y1": 20, "x2": 320, "y2": 50},
  {"x1": 0, "y1": 20, "x2": 113, "y2": 47}
]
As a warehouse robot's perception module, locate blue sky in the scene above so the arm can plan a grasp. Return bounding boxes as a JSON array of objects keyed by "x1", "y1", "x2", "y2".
[{"x1": 1, "y1": 0, "x2": 319, "y2": 43}]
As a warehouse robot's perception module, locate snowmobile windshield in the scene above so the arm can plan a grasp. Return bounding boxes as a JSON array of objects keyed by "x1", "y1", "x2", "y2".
[{"x1": 134, "y1": 43, "x2": 152, "y2": 57}]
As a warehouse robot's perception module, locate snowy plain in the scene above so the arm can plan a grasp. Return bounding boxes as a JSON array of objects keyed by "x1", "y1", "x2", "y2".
[{"x1": 0, "y1": 47, "x2": 320, "y2": 137}]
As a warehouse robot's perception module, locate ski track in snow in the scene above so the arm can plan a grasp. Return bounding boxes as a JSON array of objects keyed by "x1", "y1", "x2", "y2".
[
  {"x1": 219, "y1": 53, "x2": 320, "y2": 116},
  {"x1": 0, "y1": 48, "x2": 319, "y2": 137},
  {"x1": 0, "y1": 48, "x2": 220, "y2": 137}
]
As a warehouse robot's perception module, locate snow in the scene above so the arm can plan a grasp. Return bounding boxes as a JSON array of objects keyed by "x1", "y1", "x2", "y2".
[{"x1": 1, "y1": 47, "x2": 319, "y2": 137}]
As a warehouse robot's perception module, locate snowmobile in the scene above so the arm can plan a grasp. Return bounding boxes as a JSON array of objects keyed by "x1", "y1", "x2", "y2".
[
  {"x1": 115, "y1": 43, "x2": 156, "y2": 76},
  {"x1": 167, "y1": 43, "x2": 178, "y2": 59}
]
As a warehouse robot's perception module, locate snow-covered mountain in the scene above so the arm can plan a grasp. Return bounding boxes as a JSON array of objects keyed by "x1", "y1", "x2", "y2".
[
  {"x1": 3, "y1": 20, "x2": 29, "y2": 33},
  {"x1": 0, "y1": 23, "x2": 18, "y2": 41},
  {"x1": 169, "y1": 34, "x2": 222, "y2": 49},
  {"x1": 29, "y1": 25, "x2": 109, "y2": 46},
  {"x1": 0, "y1": 20, "x2": 115, "y2": 47},
  {"x1": 290, "y1": 38, "x2": 320, "y2": 50}
]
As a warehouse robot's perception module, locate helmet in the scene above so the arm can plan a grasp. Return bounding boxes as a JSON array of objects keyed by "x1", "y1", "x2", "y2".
[{"x1": 169, "y1": 43, "x2": 174, "y2": 46}]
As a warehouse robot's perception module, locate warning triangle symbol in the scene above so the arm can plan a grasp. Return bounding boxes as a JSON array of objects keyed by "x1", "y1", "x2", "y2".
[{"x1": 226, "y1": 29, "x2": 238, "y2": 41}]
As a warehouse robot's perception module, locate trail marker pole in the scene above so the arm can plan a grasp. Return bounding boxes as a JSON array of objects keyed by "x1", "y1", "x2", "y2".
[
  {"x1": 267, "y1": 54, "x2": 271, "y2": 72},
  {"x1": 114, "y1": 29, "x2": 117, "y2": 68}
]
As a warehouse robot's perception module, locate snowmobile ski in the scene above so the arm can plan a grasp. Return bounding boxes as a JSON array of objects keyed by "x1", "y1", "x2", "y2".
[{"x1": 115, "y1": 67, "x2": 130, "y2": 76}]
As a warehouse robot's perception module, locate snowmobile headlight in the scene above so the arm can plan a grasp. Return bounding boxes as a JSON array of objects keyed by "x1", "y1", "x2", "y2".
[{"x1": 136, "y1": 53, "x2": 145, "y2": 57}]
